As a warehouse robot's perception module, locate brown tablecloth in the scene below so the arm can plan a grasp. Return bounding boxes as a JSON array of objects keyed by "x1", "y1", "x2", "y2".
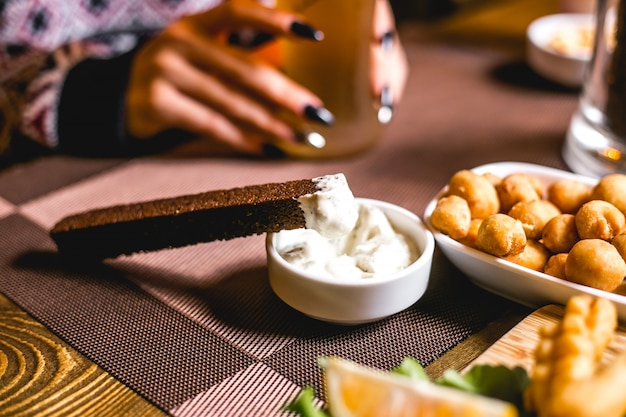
[{"x1": 0, "y1": 2, "x2": 579, "y2": 415}]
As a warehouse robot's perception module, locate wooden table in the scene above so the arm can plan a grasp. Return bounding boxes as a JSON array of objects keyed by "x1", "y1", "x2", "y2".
[{"x1": 0, "y1": 0, "x2": 580, "y2": 415}]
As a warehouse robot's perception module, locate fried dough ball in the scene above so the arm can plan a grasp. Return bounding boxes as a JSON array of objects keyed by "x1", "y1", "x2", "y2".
[
  {"x1": 564, "y1": 239, "x2": 626, "y2": 291},
  {"x1": 430, "y1": 195, "x2": 471, "y2": 240},
  {"x1": 496, "y1": 173, "x2": 543, "y2": 213},
  {"x1": 612, "y1": 233, "x2": 626, "y2": 262},
  {"x1": 591, "y1": 173, "x2": 626, "y2": 214},
  {"x1": 447, "y1": 170, "x2": 500, "y2": 219},
  {"x1": 575, "y1": 200, "x2": 626, "y2": 241},
  {"x1": 481, "y1": 172, "x2": 501, "y2": 187},
  {"x1": 543, "y1": 253, "x2": 568, "y2": 279},
  {"x1": 505, "y1": 239, "x2": 550, "y2": 271},
  {"x1": 547, "y1": 179, "x2": 592, "y2": 214},
  {"x1": 476, "y1": 213, "x2": 526, "y2": 257},
  {"x1": 458, "y1": 219, "x2": 482, "y2": 249},
  {"x1": 542, "y1": 214, "x2": 579, "y2": 254},
  {"x1": 508, "y1": 200, "x2": 561, "y2": 240}
]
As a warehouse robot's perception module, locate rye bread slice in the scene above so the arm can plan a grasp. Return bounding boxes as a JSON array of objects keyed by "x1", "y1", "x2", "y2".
[{"x1": 50, "y1": 178, "x2": 319, "y2": 260}]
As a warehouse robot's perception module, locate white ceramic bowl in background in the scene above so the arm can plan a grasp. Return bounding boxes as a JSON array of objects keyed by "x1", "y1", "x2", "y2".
[
  {"x1": 526, "y1": 13, "x2": 594, "y2": 87},
  {"x1": 423, "y1": 161, "x2": 626, "y2": 322},
  {"x1": 266, "y1": 198, "x2": 435, "y2": 325}
]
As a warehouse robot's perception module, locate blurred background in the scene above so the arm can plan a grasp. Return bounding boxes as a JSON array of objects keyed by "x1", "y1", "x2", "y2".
[{"x1": 389, "y1": 0, "x2": 594, "y2": 22}]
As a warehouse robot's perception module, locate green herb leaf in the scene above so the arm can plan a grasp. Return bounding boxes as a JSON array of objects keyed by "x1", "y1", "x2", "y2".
[
  {"x1": 391, "y1": 357, "x2": 430, "y2": 382},
  {"x1": 282, "y1": 386, "x2": 329, "y2": 417},
  {"x1": 436, "y1": 364, "x2": 530, "y2": 406}
]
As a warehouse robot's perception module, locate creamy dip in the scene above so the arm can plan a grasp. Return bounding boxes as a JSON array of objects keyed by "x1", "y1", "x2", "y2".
[
  {"x1": 298, "y1": 174, "x2": 359, "y2": 239},
  {"x1": 275, "y1": 203, "x2": 418, "y2": 280}
]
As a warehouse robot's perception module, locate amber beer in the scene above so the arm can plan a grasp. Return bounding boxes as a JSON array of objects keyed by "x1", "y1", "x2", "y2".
[{"x1": 277, "y1": 0, "x2": 381, "y2": 158}]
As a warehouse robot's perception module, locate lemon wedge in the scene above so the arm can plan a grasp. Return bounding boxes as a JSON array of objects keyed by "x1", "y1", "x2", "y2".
[{"x1": 321, "y1": 357, "x2": 518, "y2": 417}]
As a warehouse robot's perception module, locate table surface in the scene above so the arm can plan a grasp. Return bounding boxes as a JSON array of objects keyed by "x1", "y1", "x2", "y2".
[{"x1": 0, "y1": 0, "x2": 581, "y2": 415}]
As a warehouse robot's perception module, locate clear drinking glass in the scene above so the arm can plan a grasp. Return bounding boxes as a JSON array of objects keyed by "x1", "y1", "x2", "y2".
[
  {"x1": 276, "y1": 0, "x2": 382, "y2": 158},
  {"x1": 563, "y1": 0, "x2": 626, "y2": 176}
]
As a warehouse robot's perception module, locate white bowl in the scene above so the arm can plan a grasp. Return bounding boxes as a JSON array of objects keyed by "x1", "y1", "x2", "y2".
[
  {"x1": 526, "y1": 13, "x2": 594, "y2": 87},
  {"x1": 266, "y1": 198, "x2": 435, "y2": 325},
  {"x1": 423, "y1": 162, "x2": 626, "y2": 322}
]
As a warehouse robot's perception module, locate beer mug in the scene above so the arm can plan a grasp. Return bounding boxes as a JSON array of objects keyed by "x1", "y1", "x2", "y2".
[
  {"x1": 563, "y1": 0, "x2": 626, "y2": 176},
  {"x1": 277, "y1": 0, "x2": 382, "y2": 158}
]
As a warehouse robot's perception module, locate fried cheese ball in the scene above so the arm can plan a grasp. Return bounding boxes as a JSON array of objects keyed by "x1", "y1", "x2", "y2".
[
  {"x1": 476, "y1": 213, "x2": 526, "y2": 257},
  {"x1": 591, "y1": 173, "x2": 626, "y2": 214},
  {"x1": 547, "y1": 179, "x2": 592, "y2": 214},
  {"x1": 524, "y1": 295, "x2": 620, "y2": 417},
  {"x1": 505, "y1": 239, "x2": 549, "y2": 271},
  {"x1": 543, "y1": 253, "x2": 568, "y2": 279},
  {"x1": 430, "y1": 195, "x2": 471, "y2": 240},
  {"x1": 481, "y1": 172, "x2": 501, "y2": 187},
  {"x1": 458, "y1": 218, "x2": 482, "y2": 249},
  {"x1": 508, "y1": 199, "x2": 561, "y2": 240},
  {"x1": 542, "y1": 214, "x2": 579, "y2": 254},
  {"x1": 575, "y1": 200, "x2": 626, "y2": 241},
  {"x1": 612, "y1": 233, "x2": 626, "y2": 262},
  {"x1": 446, "y1": 170, "x2": 499, "y2": 219},
  {"x1": 496, "y1": 173, "x2": 544, "y2": 213},
  {"x1": 564, "y1": 239, "x2": 626, "y2": 291}
]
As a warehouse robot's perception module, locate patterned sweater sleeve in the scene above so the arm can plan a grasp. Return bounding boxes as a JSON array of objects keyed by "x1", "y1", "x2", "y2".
[
  {"x1": 1, "y1": 37, "x2": 140, "y2": 156},
  {"x1": 0, "y1": 0, "x2": 221, "y2": 156}
]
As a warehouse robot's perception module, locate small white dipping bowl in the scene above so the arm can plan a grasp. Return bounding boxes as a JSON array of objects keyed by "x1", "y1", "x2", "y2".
[
  {"x1": 526, "y1": 13, "x2": 594, "y2": 87},
  {"x1": 265, "y1": 198, "x2": 435, "y2": 325}
]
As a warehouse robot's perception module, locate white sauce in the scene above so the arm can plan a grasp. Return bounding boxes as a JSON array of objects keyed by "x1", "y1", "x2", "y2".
[
  {"x1": 275, "y1": 203, "x2": 418, "y2": 280},
  {"x1": 297, "y1": 173, "x2": 359, "y2": 239}
]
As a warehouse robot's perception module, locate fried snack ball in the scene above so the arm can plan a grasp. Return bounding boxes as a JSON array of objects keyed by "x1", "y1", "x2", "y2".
[
  {"x1": 591, "y1": 173, "x2": 626, "y2": 214},
  {"x1": 542, "y1": 214, "x2": 579, "y2": 254},
  {"x1": 543, "y1": 253, "x2": 568, "y2": 279},
  {"x1": 446, "y1": 170, "x2": 499, "y2": 219},
  {"x1": 508, "y1": 199, "x2": 561, "y2": 240},
  {"x1": 430, "y1": 195, "x2": 471, "y2": 240},
  {"x1": 458, "y1": 219, "x2": 482, "y2": 249},
  {"x1": 564, "y1": 239, "x2": 626, "y2": 291},
  {"x1": 612, "y1": 233, "x2": 626, "y2": 262},
  {"x1": 505, "y1": 239, "x2": 550, "y2": 271},
  {"x1": 547, "y1": 179, "x2": 592, "y2": 214},
  {"x1": 476, "y1": 213, "x2": 526, "y2": 257},
  {"x1": 481, "y1": 172, "x2": 501, "y2": 187},
  {"x1": 496, "y1": 173, "x2": 543, "y2": 213},
  {"x1": 575, "y1": 200, "x2": 626, "y2": 241}
]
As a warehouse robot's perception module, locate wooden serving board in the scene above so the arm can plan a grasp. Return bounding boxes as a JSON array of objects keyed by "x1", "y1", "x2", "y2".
[{"x1": 469, "y1": 304, "x2": 626, "y2": 372}]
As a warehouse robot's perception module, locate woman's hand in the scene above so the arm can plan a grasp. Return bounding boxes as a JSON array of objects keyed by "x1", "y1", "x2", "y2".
[
  {"x1": 126, "y1": 0, "x2": 330, "y2": 155},
  {"x1": 371, "y1": 0, "x2": 409, "y2": 123}
]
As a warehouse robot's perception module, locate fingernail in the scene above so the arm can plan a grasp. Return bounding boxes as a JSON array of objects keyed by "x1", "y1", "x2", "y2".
[
  {"x1": 378, "y1": 86, "x2": 394, "y2": 124},
  {"x1": 304, "y1": 104, "x2": 334, "y2": 125},
  {"x1": 380, "y1": 31, "x2": 395, "y2": 52},
  {"x1": 228, "y1": 31, "x2": 275, "y2": 48},
  {"x1": 290, "y1": 21, "x2": 324, "y2": 41},
  {"x1": 262, "y1": 144, "x2": 286, "y2": 158},
  {"x1": 248, "y1": 32, "x2": 275, "y2": 47},
  {"x1": 295, "y1": 131, "x2": 326, "y2": 149}
]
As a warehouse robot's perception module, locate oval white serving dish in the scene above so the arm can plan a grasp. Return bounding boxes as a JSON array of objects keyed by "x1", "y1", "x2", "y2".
[{"x1": 423, "y1": 161, "x2": 626, "y2": 322}]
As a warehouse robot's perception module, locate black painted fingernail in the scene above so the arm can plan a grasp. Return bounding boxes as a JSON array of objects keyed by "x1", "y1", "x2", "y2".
[
  {"x1": 262, "y1": 143, "x2": 286, "y2": 158},
  {"x1": 228, "y1": 31, "x2": 275, "y2": 48},
  {"x1": 378, "y1": 86, "x2": 394, "y2": 124},
  {"x1": 290, "y1": 21, "x2": 324, "y2": 41},
  {"x1": 249, "y1": 32, "x2": 275, "y2": 47},
  {"x1": 295, "y1": 131, "x2": 326, "y2": 148},
  {"x1": 304, "y1": 104, "x2": 334, "y2": 125},
  {"x1": 381, "y1": 31, "x2": 395, "y2": 52}
]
